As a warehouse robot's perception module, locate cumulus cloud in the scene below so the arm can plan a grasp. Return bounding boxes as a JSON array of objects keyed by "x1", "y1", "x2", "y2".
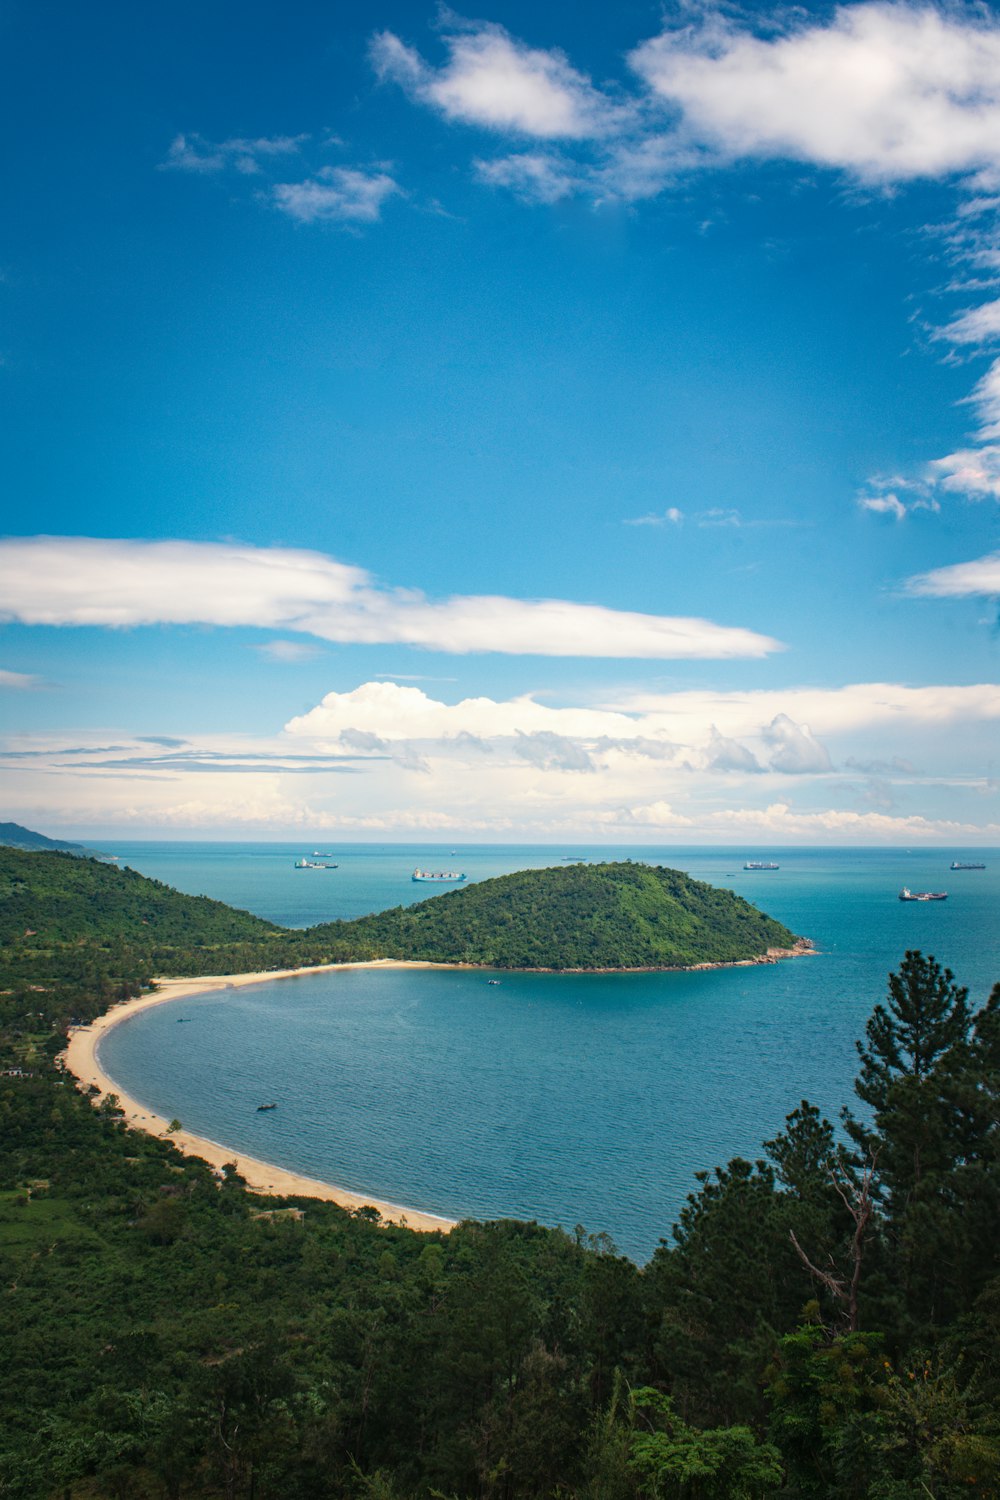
[
  {"x1": 630, "y1": 4, "x2": 1000, "y2": 184},
  {"x1": 370, "y1": 22, "x2": 626, "y2": 140},
  {"x1": 512, "y1": 731, "x2": 594, "y2": 772},
  {"x1": 705, "y1": 725, "x2": 763, "y2": 774},
  {"x1": 285, "y1": 681, "x2": 641, "y2": 742},
  {"x1": 761, "y1": 714, "x2": 833, "y2": 774},
  {"x1": 0, "y1": 537, "x2": 781, "y2": 660},
  {"x1": 272, "y1": 167, "x2": 401, "y2": 224},
  {"x1": 905, "y1": 550, "x2": 1000, "y2": 597}
]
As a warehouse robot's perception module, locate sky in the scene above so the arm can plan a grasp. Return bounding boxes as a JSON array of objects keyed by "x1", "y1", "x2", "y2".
[{"x1": 2, "y1": 0, "x2": 1000, "y2": 843}]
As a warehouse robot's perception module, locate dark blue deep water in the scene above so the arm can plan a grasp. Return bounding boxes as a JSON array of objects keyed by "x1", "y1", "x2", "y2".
[{"x1": 101, "y1": 843, "x2": 1000, "y2": 1261}]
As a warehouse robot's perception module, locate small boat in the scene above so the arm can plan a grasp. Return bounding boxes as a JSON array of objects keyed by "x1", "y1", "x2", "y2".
[
  {"x1": 744, "y1": 861, "x2": 779, "y2": 871},
  {"x1": 950, "y1": 861, "x2": 985, "y2": 870},
  {"x1": 487, "y1": 979, "x2": 501, "y2": 985},
  {"x1": 256, "y1": 1102, "x2": 278, "y2": 1111},
  {"x1": 412, "y1": 869, "x2": 467, "y2": 882},
  {"x1": 899, "y1": 888, "x2": 948, "y2": 902}
]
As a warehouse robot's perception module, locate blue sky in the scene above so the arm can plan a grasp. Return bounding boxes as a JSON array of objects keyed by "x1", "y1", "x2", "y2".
[{"x1": 2, "y1": 0, "x2": 1000, "y2": 841}]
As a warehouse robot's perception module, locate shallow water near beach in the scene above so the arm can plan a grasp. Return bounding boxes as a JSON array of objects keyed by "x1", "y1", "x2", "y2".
[{"x1": 102, "y1": 842, "x2": 999, "y2": 1261}]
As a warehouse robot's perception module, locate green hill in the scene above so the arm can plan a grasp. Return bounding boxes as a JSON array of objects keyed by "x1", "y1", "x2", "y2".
[
  {"x1": 0, "y1": 847, "x2": 282, "y2": 949},
  {"x1": 0, "y1": 849, "x2": 800, "y2": 976},
  {"x1": 323, "y1": 861, "x2": 801, "y2": 970}
]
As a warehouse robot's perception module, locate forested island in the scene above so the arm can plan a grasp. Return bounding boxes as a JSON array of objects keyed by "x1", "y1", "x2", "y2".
[
  {"x1": 0, "y1": 848, "x2": 800, "y2": 975},
  {"x1": 1, "y1": 844, "x2": 999, "y2": 1497}
]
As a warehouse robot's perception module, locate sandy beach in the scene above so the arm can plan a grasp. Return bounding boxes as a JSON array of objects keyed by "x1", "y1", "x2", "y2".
[{"x1": 60, "y1": 961, "x2": 459, "y2": 1234}]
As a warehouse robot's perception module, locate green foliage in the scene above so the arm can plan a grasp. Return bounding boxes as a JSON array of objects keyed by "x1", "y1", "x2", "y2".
[
  {"x1": 630, "y1": 1388, "x2": 783, "y2": 1498},
  {"x1": 1, "y1": 848, "x2": 998, "y2": 1500},
  {"x1": 320, "y1": 861, "x2": 800, "y2": 970}
]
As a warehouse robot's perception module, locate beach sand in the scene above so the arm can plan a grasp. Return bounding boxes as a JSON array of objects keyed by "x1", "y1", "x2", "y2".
[{"x1": 60, "y1": 962, "x2": 459, "y2": 1234}]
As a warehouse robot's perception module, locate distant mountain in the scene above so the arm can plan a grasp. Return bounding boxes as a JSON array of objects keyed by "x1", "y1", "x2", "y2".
[{"x1": 0, "y1": 822, "x2": 102, "y2": 857}]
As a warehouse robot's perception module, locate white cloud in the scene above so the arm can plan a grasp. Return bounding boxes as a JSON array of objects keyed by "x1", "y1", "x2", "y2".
[
  {"x1": 285, "y1": 680, "x2": 641, "y2": 742},
  {"x1": 938, "y1": 297, "x2": 1000, "y2": 346},
  {"x1": 273, "y1": 167, "x2": 400, "y2": 224},
  {"x1": 929, "y1": 444, "x2": 1000, "y2": 498},
  {"x1": 705, "y1": 725, "x2": 763, "y2": 774},
  {"x1": 475, "y1": 152, "x2": 579, "y2": 204},
  {"x1": 512, "y1": 731, "x2": 594, "y2": 772},
  {"x1": 0, "y1": 537, "x2": 781, "y2": 660},
  {"x1": 860, "y1": 492, "x2": 907, "y2": 519},
  {"x1": 761, "y1": 713, "x2": 833, "y2": 774},
  {"x1": 254, "y1": 640, "x2": 325, "y2": 663},
  {"x1": 162, "y1": 132, "x2": 307, "y2": 175},
  {"x1": 965, "y1": 357, "x2": 1000, "y2": 438},
  {"x1": 0, "y1": 668, "x2": 38, "y2": 688},
  {"x1": 371, "y1": 22, "x2": 624, "y2": 140},
  {"x1": 624, "y1": 507, "x2": 684, "y2": 527},
  {"x1": 631, "y1": 4, "x2": 1000, "y2": 184},
  {"x1": 610, "y1": 681, "x2": 1000, "y2": 736},
  {"x1": 905, "y1": 550, "x2": 1000, "y2": 596}
]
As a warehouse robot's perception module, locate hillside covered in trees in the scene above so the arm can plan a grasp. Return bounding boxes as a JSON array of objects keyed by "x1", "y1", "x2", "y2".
[
  {"x1": 0, "y1": 848, "x2": 800, "y2": 977},
  {"x1": 1, "y1": 844, "x2": 998, "y2": 1497},
  {"x1": 321, "y1": 861, "x2": 800, "y2": 969}
]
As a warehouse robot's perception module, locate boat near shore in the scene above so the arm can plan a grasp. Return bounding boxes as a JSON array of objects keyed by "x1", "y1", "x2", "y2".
[{"x1": 899, "y1": 887, "x2": 948, "y2": 902}]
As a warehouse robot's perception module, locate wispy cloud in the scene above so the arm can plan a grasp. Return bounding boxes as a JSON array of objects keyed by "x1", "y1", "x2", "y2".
[
  {"x1": 857, "y1": 476, "x2": 940, "y2": 519},
  {"x1": 0, "y1": 537, "x2": 782, "y2": 660},
  {"x1": 162, "y1": 132, "x2": 308, "y2": 175},
  {"x1": 905, "y1": 550, "x2": 1000, "y2": 597},
  {"x1": 0, "y1": 667, "x2": 40, "y2": 689},
  {"x1": 272, "y1": 167, "x2": 401, "y2": 224},
  {"x1": 253, "y1": 640, "x2": 326, "y2": 663},
  {"x1": 624, "y1": 507, "x2": 684, "y2": 528}
]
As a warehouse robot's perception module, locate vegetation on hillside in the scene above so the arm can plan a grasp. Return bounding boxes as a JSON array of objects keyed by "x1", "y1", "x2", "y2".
[
  {"x1": 0, "y1": 849, "x2": 799, "y2": 978},
  {"x1": 1, "y1": 906, "x2": 998, "y2": 1495},
  {"x1": 2, "y1": 846, "x2": 998, "y2": 1496},
  {"x1": 319, "y1": 861, "x2": 800, "y2": 970}
]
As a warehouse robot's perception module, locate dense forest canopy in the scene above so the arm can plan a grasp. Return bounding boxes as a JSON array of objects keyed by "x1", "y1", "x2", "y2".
[
  {"x1": 1, "y1": 845, "x2": 998, "y2": 1497},
  {"x1": 0, "y1": 849, "x2": 799, "y2": 975},
  {"x1": 316, "y1": 861, "x2": 800, "y2": 969}
]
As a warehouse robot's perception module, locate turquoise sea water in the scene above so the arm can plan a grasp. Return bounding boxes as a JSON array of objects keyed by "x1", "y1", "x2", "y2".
[{"x1": 100, "y1": 843, "x2": 1000, "y2": 1261}]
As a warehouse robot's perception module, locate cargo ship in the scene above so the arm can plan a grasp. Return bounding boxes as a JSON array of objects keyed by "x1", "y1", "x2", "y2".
[
  {"x1": 950, "y1": 861, "x2": 985, "y2": 870},
  {"x1": 412, "y1": 869, "x2": 467, "y2": 882},
  {"x1": 899, "y1": 888, "x2": 947, "y2": 902},
  {"x1": 744, "y1": 861, "x2": 779, "y2": 871}
]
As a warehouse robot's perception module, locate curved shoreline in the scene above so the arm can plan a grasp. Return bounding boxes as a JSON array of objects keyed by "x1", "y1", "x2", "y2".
[
  {"x1": 60, "y1": 961, "x2": 460, "y2": 1234},
  {"x1": 60, "y1": 943, "x2": 814, "y2": 1233}
]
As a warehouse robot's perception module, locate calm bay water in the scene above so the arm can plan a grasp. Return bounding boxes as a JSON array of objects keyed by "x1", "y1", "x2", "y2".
[{"x1": 101, "y1": 842, "x2": 1000, "y2": 1261}]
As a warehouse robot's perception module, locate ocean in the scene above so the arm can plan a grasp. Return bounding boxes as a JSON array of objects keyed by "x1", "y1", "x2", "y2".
[{"x1": 99, "y1": 842, "x2": 999, "y2": 1261}]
